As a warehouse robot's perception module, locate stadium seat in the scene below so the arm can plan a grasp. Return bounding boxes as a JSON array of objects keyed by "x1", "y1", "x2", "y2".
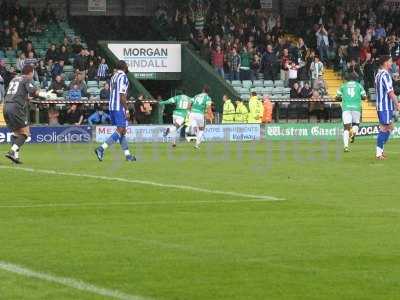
[
  {"x1": 242, "y1": 80, "x2": 253, "y2": 89},
  {"x1": 5, "y1": 50, "x2": 16, "y2": 58},
  {"x1": 240, "y1": 93, "x2": 250, "y2": 101},
  {"x1": 87, "y1": 81, "x2": 99, "y2": 88},
  {"x1": 253, "y1": 80, "x2": 263, "y2": 87},
  {"x1": 231, "y1": 80, "x2": 242, "y2": 87},
  {"x1": 238, "y1": 87, "x2": 250, "y2": 94},
  {"x1": 274, "y1": 80, "x2": 284, "y2": 87},
  {"x1": 272, "y1": 87, "x2": 284, "y2": 95},
  {"x1": 63, "y1": 65, "x2": 74, "y2": 72},
  {"x1": 264, "y1": 80, "x2": 274, "y2": 87},
  {"x1": 0, "y1": 50, "x2": 5, "y2": 58}
]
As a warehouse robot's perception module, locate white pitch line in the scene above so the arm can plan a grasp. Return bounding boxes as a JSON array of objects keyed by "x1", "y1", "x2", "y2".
[
  {"x1": 0, "y1": 165, "x2": 284, "y2": 201},
  {"x1": 0, "y1": 261, "x2": 150, "y2": 300}
]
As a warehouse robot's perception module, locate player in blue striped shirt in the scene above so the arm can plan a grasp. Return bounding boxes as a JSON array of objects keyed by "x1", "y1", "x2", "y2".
[
  {"x1": 375, "y1": 55, "x2": 399, "y2": 160},
  {"x1": 94, "y1": 60, "x2": 136, "y2": 162}
]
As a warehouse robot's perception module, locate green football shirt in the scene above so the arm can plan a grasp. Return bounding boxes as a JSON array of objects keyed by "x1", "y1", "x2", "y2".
[
  {"x1": 160, "y1": 95, "x2": 192, "y2": 118},
  {"x1": 336, "y1": 81, "x2": 366, "y2": 112},
  {"x1": 191, "y1": 93, "x2": 212, "y2": 114}
]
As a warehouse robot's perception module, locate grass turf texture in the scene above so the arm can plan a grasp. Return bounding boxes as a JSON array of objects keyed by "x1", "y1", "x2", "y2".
[{"x1": 0, "y1": 140, "x2": 399, "y2": 300}]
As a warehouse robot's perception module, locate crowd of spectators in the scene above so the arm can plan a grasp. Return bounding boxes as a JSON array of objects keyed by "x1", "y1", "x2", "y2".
[{"x1": 157, "y1": 0, "x2": 400, "y2": 103}]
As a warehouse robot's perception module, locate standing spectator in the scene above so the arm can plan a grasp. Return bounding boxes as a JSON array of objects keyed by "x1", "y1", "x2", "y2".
[
  {"x1": 363, "y1": 53, "x2": 376, "y2": 90},
  {"x1": 288, "y1": 61, "x2": 300, "y2": 88},
  {"x1": 73, "y1": 49, "x2": 86, "y2": 72},
  {"x1": 10, "y1": 27, "x2": 22, "y2": 50},
  {"x1": 211, "y1": 46, "x2": 225, "y2": 78},
  {"x1": 199, "y1": 38, "x2": 211, "y2": 63},
  {"x1": 134, "y1": 94, "x2": 146, "y2": 124},
  {"x1": 97, "y1": 58, "x2": 109, "y2": 81},
  {"x1": 280, "y1": 48, "x2": 291, "y2": 81},
  {"x1": 251, "y1": 54, "x2": 261, "y2": 81},
  {"x1": 239, "y1": 46, "x2": 252, "y2": 81},
  {"x1": 310, "y1": 56, "x2": 324, "y2": 85},
  {"x1": 229, "y1": 47, "x2": 241, "y2": 81},
  {"x1": 316, "y1": 25, "x2": 329, "y2": 65},
  {"x1": 261, "y1": 45, "x2": 278, "y2": 81},
  {"x1": 87, "y1": 60, "x2": 97, "y2": 81},
  {"x1": 16, "y1": 53, "x2": 25, "y2": 73}
]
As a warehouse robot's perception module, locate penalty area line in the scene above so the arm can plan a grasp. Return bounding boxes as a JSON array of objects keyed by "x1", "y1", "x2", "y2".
[
  {"x1": 0, "y1": 165, "x2": 285, "y2": 201},
  {"x1": 0, "y1": 261, "x2": 150, "y2": 300}
]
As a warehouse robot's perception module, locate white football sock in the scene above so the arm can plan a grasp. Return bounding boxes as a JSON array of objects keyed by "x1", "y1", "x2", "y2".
[
  {"x1": 196, "y1": 130, "x2": 204, "y2": 146},
  {"x1": 14, "y1": 150, "x2": 19, "y2": 159},
  {"x1": 170, "y1": 126, "x2": 177, "y2": 144},
  {"x1": 376, "y1": 146, "x2": 384, "y2": 157},
  {"x1": 101, "y1": 143, "x2": 109, "y2": 150},
  {"x1": 11, "y1": 144, "x2": 19, "y2": 152},
  {"x1": 124, "y1": 149, "x2": 131, "y2": 156},
  {"x1": 343, "y1": 130, "x2": 350, "y2": 148}
]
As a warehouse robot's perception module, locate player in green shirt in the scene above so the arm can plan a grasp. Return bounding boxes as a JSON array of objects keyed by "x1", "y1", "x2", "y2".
[
  {"x1": 336, "y1": 73, "x2": 367, "y2": 152},
  {"x1": 159, "y1": 93, "x2": 192, "y2": 147},
  {"x1": 189, "y1": 85, "x2": 212, "y2": 149}
]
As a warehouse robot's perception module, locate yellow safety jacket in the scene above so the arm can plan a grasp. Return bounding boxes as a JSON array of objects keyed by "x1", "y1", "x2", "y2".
[
  {"x1": 235, "y1": 102, "x2": 249, "y2": 123},
  {"x1": 248, "y1": 96, "x2": 263, "y2": 123},
  {"x1": 222, "y1": 99, "x2": 235, "y2": 123}
]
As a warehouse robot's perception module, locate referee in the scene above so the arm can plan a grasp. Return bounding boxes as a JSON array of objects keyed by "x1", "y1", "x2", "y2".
[
  {"x1": 3, "y1": 65, "x2": 42, "y2": 164},
  {"x1": 375, "y1": 55, "x2": 399, "y2": 160}
]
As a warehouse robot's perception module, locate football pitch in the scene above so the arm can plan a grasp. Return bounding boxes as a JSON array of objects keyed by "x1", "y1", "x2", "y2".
[{"x1": 0, "y1": 140, "x2": 399, "y2": 300}]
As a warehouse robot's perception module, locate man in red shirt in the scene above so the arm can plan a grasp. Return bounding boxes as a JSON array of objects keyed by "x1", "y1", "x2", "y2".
[{"x1": 211, "y1": 46, "x2": 225, "y2": 78}]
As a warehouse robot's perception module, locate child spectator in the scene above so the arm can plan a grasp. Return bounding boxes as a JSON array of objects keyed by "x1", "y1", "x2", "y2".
[
  {"x1": 97, "y1": 58, "x2": 109, "y2": 81},
  {"x1": 68, "y1": 84, "x2": 82, "y2": 101}
]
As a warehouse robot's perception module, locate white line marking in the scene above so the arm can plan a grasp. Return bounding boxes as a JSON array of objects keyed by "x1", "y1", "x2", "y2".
[
  {"x1": 0, "y1": 261, "x2": 150, "y2": 300},
  {"x1": 0, "y1": 165, "x2": 284, "y2": 201}
]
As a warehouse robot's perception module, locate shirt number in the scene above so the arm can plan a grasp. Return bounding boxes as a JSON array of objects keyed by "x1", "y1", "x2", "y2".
[
  {"x1": 7, "y1": 81, "x2": 20, "y2": 95},
  {"x1": 347, "y1": 87, "x2": 355, "y2": 98}
]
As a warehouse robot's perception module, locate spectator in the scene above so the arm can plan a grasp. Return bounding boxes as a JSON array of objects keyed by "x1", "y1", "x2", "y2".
[
  {"x1": 134, "y1": 94, "x2": 147, "y2": 124},
  {"x1": 16, "y1": 53, "x2": 25, "y2": 73},
  {"x1": 72, "y1": 37, "x2": 83, "y2": 55},
  {"x1": 251, "y1": 54, "x2": 261, "y2": 81},
  {"x1": 229, "y1": 47, "x2": 241, "y2": 81},
  {"x1": 363, "y1": 53, "x2": 377, "y2": 90},
  {"x1": 66, "y1": 104, "x2": 84, "y2": 125},
  {"x1": 315, "y1": 25, "x2": 329, "y2": 64},
  {"x1": 97, "y1": 58, "x2": 109, "y2": 81},
  {"x1": 300, "y1": 82, "x2": 313, "y2": 98},
  {"x1": 49, "y1": 75, "x2": 67, "y2": 97},
  {"x1": 51, "y1": 60, "x2": 64, "y2": 79},
  {"x1": 100, "y1": 82, "x2": 110, "y2": 100},
  {"x1": 58, "y1": 45, "x2": 69, "y2": 64},
  {"x1": 199, "y1": 38, "x2": 211, "y2": 63},
  {"x1": 23, "y1": 41, "x2": 36, "y2": 58},
  {"x1": 73, "y1": 49, "x2": 87, "y2": 72},
  {"x1": 48, "y1": 105, "x2": 60, "y2": 125},
  {"x1": 45, "y1": 44, "x2": 58, "y2": 62},
  {"x1": 69, "y1": 72, "x2": 88, "y2": 97},
  {"x1": 68, "y1": 84, "x2": 82, "y2": 101},
  {"x1": 290, "y1": 82, "x2": 302, "y2": 98},
  {"x1": 87, "y1": 60, "x2": 97, "y2": 81},
  {"x1": 10, "y1": 27, "x2": 22, "y2": 50},
  {"x1": 261, "y1": 45, "x2": 278, "y2": 81},
  {"x1": 37, "y1": 60, "x2": 48, "y2": 85},
  {"x1": 310, "y1": 56, "x2": 324, "y2": 84},
  {"x1": 239, "y1": 46, "x2": 252, "y2": 81},
  {"x1": 211, "y1": 45, "x2": 224, "y2": 78},
  {"x1": 346, "y1": 59, "x2": 362, "y2": 82},
  {"x1": 280, "y1": 48, "x2": 291, "y2": 81},
  {"x1": 288, "y1": 61, "x2": 299, "y2": 88},
  {"x1": 88, "y1": 105, "x2": 111, "y2": 125}
]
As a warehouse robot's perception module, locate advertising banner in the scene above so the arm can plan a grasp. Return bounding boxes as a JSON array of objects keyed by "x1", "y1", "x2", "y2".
[
  {"x1": 96, "y1": 124, "x2": 261, "y2": 143},
  {"x1": 0, "y1": 126, "x2": 92, "y2": 144},
  {"x1": 108, "y1": 43, "x2": 182, "y2": 73}
]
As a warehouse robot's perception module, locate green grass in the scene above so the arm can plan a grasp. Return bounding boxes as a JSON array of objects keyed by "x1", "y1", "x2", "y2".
[{"x1": 0, "y1": 140, "x2": 400, "y2": 300}]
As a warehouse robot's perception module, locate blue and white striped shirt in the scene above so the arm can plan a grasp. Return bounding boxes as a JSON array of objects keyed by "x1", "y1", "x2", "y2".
[
  {"x1": 109, "y1": 70, "x2": 129, "y2": 112},
  {"x1": 375, "y1": 69, "x2": 394, "y2": 112},
  {"x1": 97, "y1": 63, "x2": 109, "y2": 78}
]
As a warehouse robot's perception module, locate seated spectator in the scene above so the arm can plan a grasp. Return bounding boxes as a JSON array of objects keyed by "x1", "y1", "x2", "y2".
[
  {"x1": 37, "y1": 60, "x2": 48, "y2": 86},
  {"x1": 88, "y1": 50, "x2": 98, "y2": 64},
  {"x1": 23, "y1": 41, "x2": 36, "y2": 58},
  {"x1": 66, "y1": 104, "x2": 84, "y2": 125},
  {"x1": 69, "y1": 72, "x2": 88, "y2": 97},
  {"x1": 100, "y1": 82, "x2": 110, "y2": 100},
  {"x1": 300, "y1": 82, "x2": 313, "y2": 98},
  {"x1": 51, "y1": 60, "x2": 64, "y2": 79},
  {"x1": 309, "y1": 90, "x2": 325, "y2": 122},
  {"x1": 49, "y1": 75, "x2": 67, "y2": 97},
  {"x1": 72, "y1": 37, "x2": 83, "y2": 55},
  {"x1": 68, "y1": 84, "x2": 82, "y2": 101},
  {"x1": 73, "y1": 49, "x2": 87, "y2": 72},
  {"x1": 97, "y1": 58, "x2": 109, "y2": 81},
  {"x1": 290, "y1": 82, "x2": 302, "y2": 98},
  {"x1": 45, "y1": 44, "x2": 58, "y2": 62},
  {"x1": 48, "y1": 105, "x2": 60, "y2": 125},
  {"x1": 24, "y1": 51, "x2": 38, "y2": 68},
  {"x1": 58, "y1": 45, "x2": 70, "y2": 64},
  {"x1": 88, "y1": 105, "x2": 111, "y2": 125},
  {"x1": 87, "y1": 60, "x2": 97, "y2": 81}
]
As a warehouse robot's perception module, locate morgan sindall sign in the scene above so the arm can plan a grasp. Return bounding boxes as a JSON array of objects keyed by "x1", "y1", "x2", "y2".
[{"x1": 108, "y1": 43, "x2": 182, "y2": 73}]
